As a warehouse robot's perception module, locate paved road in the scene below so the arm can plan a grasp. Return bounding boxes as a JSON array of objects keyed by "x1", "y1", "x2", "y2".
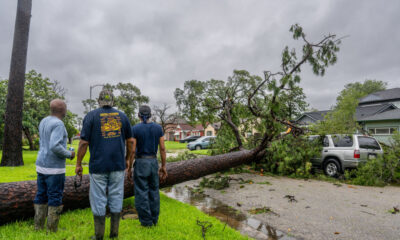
[{"x1": 184, "y1": 173, "x2": 400, "y2": 240}]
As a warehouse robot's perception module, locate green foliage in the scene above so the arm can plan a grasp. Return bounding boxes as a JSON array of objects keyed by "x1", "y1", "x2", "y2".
[
  {"x1": 199, "y1": 174, "x2": 231, "y2": 190},
  {"x1": 314, "y1": 79, "x2": 387, "y2": 134},
  {"x1": 165, "y1": 151, "x2": 198, "y2": 163},
  {"x1": 278, "y1": 86, "x2": 309, "y2": 120},
  {"x1": 0, "y1": 79, "x2": 7, "y2": 149},
  {"x1": 262, "y1": 135, "x2": 322, "y2": 177},
  {"x1": 82, "y1": 83, "x2": 149, "y2": 124},
  {"x1": 63, "y1": 111, "x2": 79, "y2": 143},
  {"x1": 348, "y1": 132, "x2": 400, "y2": 186}
]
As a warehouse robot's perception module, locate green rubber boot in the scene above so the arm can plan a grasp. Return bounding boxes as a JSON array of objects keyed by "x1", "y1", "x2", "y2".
[
  {"x1": 47, "y1": 205, "x2": 63, "y2": 233},
  {"x1": 92, "y1": 215, "x2": 105, "y2": 240},
  {"x1": 110, "y1": 212, "x2": 121, "y2": 238},
  {"x1": 34, "y1": 204, "x2": 48, "y2": 230}
]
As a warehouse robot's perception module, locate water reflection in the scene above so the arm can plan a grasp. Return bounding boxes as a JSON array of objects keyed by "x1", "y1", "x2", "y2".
[{"x1": 163, "y1": 186, "x2": 298, "y2": 240}]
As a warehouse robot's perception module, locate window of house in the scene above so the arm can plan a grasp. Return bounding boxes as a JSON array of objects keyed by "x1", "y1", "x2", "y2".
[
  {"x1": 206, "y1": 131, "x2": 212, "y2": 136},
  {"x1": 368, "y1": 127, "x2": 398, "y2": 135}
]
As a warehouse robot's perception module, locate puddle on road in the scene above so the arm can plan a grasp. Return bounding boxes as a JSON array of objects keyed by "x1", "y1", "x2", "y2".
[{"x1": 163, "y1": 186, "x2": 298, "y2": 240}]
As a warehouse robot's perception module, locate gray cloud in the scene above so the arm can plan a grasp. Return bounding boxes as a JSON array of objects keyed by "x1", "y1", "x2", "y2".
[{"x1": 1, "y1": 0, "x2": 399, "y2": 116}]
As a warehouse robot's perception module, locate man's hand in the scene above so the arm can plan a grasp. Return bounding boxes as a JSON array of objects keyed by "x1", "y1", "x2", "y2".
[
  {"x1": 75, "y1": 164, "x2": 83, "y2": 176},
  {"x1": 126, "y1": 160, "x2": 133, "y2": 182},
  {"x1": 70, "y1": 151, "x2": 76, "y2": 160},
  {"x1": 158, "y1": 166, "x2": 168, "y2": 183}
]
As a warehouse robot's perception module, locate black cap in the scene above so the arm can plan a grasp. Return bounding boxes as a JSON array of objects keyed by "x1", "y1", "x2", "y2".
[{"x1": 139, "y1": 105, "x2": 151, "y2": 116}]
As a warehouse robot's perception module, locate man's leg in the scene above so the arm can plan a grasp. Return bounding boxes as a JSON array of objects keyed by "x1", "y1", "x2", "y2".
[
  {"x1": 107, "y1": 170, "x2": 125, "y2": 238},
  {"x1": 46, "y1": 173, "x2": 65, "y2": 232},
  {"x1": 134, "y1": 159, "x2": 153, "y2": 226},
  {"x1": 89, "y1": 173, "x2": 108, "y2": 240},
  {"x1": 148, "y1": 159, "x2": 160, "y2": 225},
  {"x1": 33, "y1": 173, "x2": 48, "y2": 230}
]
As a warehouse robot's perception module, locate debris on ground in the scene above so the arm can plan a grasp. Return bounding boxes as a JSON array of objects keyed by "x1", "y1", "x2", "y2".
[
  {"x1": 196, "y1": 219, "x2": 213, "y2": 240},
  {"x1": 284, "y1": 195, "x2": 298, "y2": 203},
  {"x1": 388, "y1": 206, "x2": 399, "y2": 214},
  {"x1": 248, "y1": 207, "x2": 279, "y2": 216}
]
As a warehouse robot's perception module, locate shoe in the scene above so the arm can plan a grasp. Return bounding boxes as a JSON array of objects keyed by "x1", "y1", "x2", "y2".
[
  {"x1": 92, "y1": 215, "x2": 105, "y2": 240},
  {"x1": 109, "y1": 212, "x2": 120, "y2": 238},
  {"x1": 47, "y1": 205, "x2": 63, "y2": 232},
  {"x1": 34, "y1": 204, "x2": 48, "y2": 230}
]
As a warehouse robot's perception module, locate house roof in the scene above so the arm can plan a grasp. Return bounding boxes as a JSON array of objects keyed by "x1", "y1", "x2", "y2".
[
  {"x1": 358, "y1": 108, "x2": 400, "y2": 121},
  {"x1": 359, "y1": 88, "x2": 400, "y2": 104},
  {"x1": 296, "y1": 103, "x2": 397, "y2": 123}
]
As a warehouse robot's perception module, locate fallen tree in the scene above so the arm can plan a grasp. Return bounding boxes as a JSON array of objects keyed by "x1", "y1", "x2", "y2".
[{"x1": 0, "y1": 149, "x2": 260, "y2": 225}]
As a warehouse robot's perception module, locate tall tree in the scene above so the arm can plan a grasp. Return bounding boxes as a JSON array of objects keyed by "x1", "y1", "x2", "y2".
[
  {"x1": 153, "y1": 103, "x2": 178, "y2": 134},
  {"x1": 278, "y1": 86, "x2": 308, "y2": 120},
  {"x1": 1, "y1": 0, "x2": 32, "y2": 166},
  {"x1": 316, "y1": 79, "x2": 387, "y2": 134}
]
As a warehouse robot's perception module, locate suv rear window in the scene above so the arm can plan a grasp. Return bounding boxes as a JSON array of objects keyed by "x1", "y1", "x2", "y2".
[
  {"x1": 332, "y1": 135, "x2": 353, "y2": 147},
  {"x1": 358, "y1": 136, "x2": 381, "y2": 150}
]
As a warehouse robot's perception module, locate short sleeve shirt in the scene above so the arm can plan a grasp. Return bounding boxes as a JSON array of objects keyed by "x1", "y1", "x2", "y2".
[
  {"x1": 131, "y1": 122, "x2": 163, "y2": 157},
  {"x1": 80, "y1": 107, "x2": 132, "y2": 173}
]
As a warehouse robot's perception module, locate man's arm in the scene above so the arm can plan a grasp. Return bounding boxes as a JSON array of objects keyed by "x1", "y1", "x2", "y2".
[
  {"x1": 158, "y1": 136, "x2": 168, "y2": 182},
  {"x1": 50, "y1": 124, "x2": 74, "y2": 159},
  {"x1": 75, "y1": 139, "x2": 89, "y2": 176}
]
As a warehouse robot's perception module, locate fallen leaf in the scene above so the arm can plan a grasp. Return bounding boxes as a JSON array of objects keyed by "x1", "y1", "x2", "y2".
[{"x1": 334, "y1": 232, "x2": 340, "y2": 235}]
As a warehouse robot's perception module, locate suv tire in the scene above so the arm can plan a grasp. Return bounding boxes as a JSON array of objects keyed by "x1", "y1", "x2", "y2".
[
  {"x1": 324, "y1": 159, "x2": 341, "y2": 178},
  {"x1": 195, "y1": 145, "x2": 202, "y2": 150}
]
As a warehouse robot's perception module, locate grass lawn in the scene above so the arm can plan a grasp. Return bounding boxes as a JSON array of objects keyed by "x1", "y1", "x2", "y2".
[
  {"x1": 0, "y1": 195, "x2": 248, "y2": 240},
  {"x1": 0, "y1": 140, "x2": 90, "y2": 183},
  {"x1": 164, "y1": 141, "x2": 187, "y2": 150},
  {"x1": 190, "y1": 149, "x2": 211, "y2": 156}
]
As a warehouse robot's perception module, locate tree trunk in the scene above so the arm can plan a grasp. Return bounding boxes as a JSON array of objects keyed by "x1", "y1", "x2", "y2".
[
  {"x1": 0, "y1": 149, "x2": 261, "y2": 225},
  {"x1": 1, "y1": 0, "x2": 32, "y2": 166},
  {"x1": 23, "y1": 127, "x2": 35, "y2": 150}
]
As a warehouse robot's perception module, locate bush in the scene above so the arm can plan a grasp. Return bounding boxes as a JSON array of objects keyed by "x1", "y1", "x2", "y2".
[
  {"x1": 348, "y1": 132, "x2": 400, "y2": 186},
  {"x1": 164, "y1": 151, "x2": 198, "y2": 163},
  {"x1": 260, "y1": 134, "x2": 322, "y2": 178}
]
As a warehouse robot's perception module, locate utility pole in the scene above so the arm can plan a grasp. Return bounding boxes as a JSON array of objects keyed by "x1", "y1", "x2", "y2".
[
  {"x1": 89, "y1": 84, "x2": 103, "y2": 112},
  {"x1": 1, "y1": 0, "x2": 32, "y2": 166}
]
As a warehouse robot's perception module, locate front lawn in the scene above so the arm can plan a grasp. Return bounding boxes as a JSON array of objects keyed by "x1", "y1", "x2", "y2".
[
  {"x1": 0, "y1": 194, "x2": 248, "y2": 240},
  {"x1": 164, "y1": 141, "x2": 187, "y2": 150}
]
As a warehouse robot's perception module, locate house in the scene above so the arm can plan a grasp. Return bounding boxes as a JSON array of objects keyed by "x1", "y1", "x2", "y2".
[
  {"x1": 164, "y1": 119, "x2": 205, "y2": 141},
  {"x1": 204, "y1": 122, "x2": 221, "y2": 136},
  {"x1": 296, "y1": 88, "x2": 400, "y2": 144}
]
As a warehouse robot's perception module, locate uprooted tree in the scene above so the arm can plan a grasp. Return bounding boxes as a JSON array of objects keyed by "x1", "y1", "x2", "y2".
[{"x1": 0, "y1": 24, "x2": 341, "y2": 225}]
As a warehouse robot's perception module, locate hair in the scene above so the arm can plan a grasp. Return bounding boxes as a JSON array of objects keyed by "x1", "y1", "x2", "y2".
[{"x1": 50, "y1": 99, "x2": 66, "y2": 115}]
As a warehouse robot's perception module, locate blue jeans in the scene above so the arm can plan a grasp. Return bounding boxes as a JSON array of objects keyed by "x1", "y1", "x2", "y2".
[
  {"x1": 89, "y1": 170, "x2": 125, "y2": 216},
  {"x1": 134, "y1": 158, "x2": 160, "y2": 226},
  {"x1": 34, "y1": 173, "x2": 65, "y2": 207}
]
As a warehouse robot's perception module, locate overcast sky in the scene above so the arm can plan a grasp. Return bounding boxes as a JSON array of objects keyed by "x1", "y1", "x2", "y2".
[{"x1": 1, "y1": 0, "x2": 399, "y2": 116}]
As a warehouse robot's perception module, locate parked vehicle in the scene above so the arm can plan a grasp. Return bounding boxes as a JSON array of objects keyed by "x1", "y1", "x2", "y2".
[
  {"x1": 179, "y1": 135, "x2": 201, "y2": 143},
  {"x1": 187, "y1": 136, "x2": 216, "y2": 150},
  {"x1": 310, "y1": 134, "x2": 383, "y2": 177}
]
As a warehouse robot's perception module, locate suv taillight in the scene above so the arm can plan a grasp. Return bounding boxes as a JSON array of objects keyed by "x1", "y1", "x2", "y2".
[{"x1": 354, "y1": 150, "x2": 360, "y2": 159}]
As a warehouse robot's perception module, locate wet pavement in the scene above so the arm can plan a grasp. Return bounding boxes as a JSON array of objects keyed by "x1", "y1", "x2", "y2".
[{"x1": 163, "y1": 186, "x2": 298, "y2": 240}]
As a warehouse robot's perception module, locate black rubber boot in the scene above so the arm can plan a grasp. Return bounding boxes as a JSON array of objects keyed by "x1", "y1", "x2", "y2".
[
  {"x1": 109, "y1": 212, "x2": 121, "y2": 238},
  {"x1": 92, "y1": 215, "x2": 105, "y2": 240},
  {"x1": 47, "y1": 205, "x2": 63, "y2": 233},
  {"x1": 34, "y1": 204, "x2": 48, "y2": 230}
]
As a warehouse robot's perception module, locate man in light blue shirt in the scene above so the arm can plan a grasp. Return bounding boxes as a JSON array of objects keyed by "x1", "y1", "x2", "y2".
[{"x1": 33, "y1": 99, "x2": 75, "y2": 232}]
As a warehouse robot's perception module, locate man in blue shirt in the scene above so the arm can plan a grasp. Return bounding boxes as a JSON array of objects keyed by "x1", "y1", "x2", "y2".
[
  {"x1": 75, "y1": 89, "x2": 134, "y2": 240},
  {"x1": 34, "y1": 99, "x2": 75, "y2": 232},
  {"x1": 127, "y1": 105, "x2": 167, "y2": 227}
]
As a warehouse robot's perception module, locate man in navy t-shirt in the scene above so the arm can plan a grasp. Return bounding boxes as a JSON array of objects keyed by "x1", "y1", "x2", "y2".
[
  {"x1": 127, "y1": 105, "x2": 167, "y2": 227},
  {"x1": 75, "y1": 89, "x2": 134, "y2": 239}
]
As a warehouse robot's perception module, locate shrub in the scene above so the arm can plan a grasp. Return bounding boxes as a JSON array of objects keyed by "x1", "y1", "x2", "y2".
[
  {"x1": 261, "y1": 134, "x2": 322, "y2": 178},
  {"x1": 349, "y1": 132, "x2": 400, "y2": 186}
]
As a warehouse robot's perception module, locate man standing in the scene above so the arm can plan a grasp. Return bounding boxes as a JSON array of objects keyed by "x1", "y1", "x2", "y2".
[
  {"x1": 75, "y1": 89, "x2": 134, "y2": 240},
  {"x1": 127, "y1": 105, "x2": 167, "y2": 227},
  {"x1": 34, "y1": 99, "x2": 75, "y2": 232}
]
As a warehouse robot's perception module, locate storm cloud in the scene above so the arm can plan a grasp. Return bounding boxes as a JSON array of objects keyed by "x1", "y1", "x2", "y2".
[{"x1": 1, "y1": 0, "x2": 399, "y2": 116}]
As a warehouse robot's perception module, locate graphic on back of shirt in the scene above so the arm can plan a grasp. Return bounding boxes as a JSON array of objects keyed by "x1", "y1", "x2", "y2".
[{"x1": 100, "y1": 112, "x2": 122, "y2": 138}]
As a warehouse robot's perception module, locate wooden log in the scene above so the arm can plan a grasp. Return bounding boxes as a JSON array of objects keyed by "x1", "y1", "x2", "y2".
[{"x1": 0, "y1": 149, "x2": 257, "y2": 225}]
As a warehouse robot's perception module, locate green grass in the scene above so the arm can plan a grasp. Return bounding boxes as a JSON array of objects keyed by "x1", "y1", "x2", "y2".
[
  {"x1": 0, "y1": 140, "x2": 90, "y2": 183},
  {"x1": 0, "y1": 194, "x2": 249, "y2": 240},
  {"x1": 164, "y1": 141, "x2": 187, "y2": 150}
]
